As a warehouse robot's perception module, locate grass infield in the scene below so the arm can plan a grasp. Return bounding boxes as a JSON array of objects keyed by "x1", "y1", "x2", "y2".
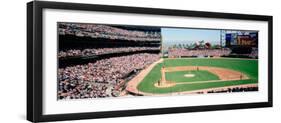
[
  {"x1": 137, "y1": 58, "x2": 258, "y2": 94},
  {"x1": 165, "y1": 70, "x2": 220, "y2": 83}
]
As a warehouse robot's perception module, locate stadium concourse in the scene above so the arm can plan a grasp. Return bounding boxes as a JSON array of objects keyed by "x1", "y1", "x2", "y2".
[{"x1": 58, "y1": 23, "x2": 161, "y2": 99}]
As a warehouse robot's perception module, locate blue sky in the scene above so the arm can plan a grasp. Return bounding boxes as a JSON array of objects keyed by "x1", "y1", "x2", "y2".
[{"x1": 161, "y1": 28, "x2": 221, "y2": 45}]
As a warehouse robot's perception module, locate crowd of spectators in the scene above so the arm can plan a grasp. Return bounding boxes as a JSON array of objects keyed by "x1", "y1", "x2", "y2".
[
  {"x1": 168, "y1": 48, "x2": 232, "y2": 58},
  {"x1": 207, "y1": 86, "x2": 258, "y2": 93},
  {"x1": 58, "y1": 47, "x2": 160, "y2": 58},
  {"x1": 58, "y1": 53, "x2": 160, "y2": 99},
  {"x1": 226, "y1": 47, "x2": 258, "y2": 59},
  {"x1": 58, "y1": 23, "x2": 161, "y2": 41}
]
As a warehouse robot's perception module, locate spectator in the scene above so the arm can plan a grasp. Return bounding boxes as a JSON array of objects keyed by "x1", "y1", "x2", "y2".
[
  {"x1": 58, "y1": 53, "x2": 160, "y2": 99},
  {"x1": 58, "y1": 47, "x2": 160, "y2": 58},
  {"x1": 58, "y1": 23, "x2": 161, "y2": 42}
]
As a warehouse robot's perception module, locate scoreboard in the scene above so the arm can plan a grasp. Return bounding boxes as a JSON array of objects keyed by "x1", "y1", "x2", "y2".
[{"x1": 225, "y1": 31, "x2": 258, "y2": 47}]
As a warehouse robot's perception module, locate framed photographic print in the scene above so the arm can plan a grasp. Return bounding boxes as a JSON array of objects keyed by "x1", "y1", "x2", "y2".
[{"x1": 27, "y1": 1, "x2": 273, "y2": 122}]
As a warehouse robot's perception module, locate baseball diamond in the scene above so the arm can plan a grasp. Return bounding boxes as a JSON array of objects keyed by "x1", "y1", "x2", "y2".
[{"x1": 126, "y1": 58, "x2": 258, "y2": 95}]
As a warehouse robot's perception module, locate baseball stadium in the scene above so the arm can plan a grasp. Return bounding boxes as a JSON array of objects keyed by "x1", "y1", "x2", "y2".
[{"x1": 57, "y1": 22, "x2": 258, "y2": 100}]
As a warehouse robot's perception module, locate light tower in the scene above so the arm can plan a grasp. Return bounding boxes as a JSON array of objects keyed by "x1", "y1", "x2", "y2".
[{"x1": 220, "y1": 30, "x2": 226, "y2": 48}]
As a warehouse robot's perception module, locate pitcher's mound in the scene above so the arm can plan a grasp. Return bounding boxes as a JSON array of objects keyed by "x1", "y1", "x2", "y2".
[{"x1": 184, "y1": 74, "x2": 195, "y2": 78}]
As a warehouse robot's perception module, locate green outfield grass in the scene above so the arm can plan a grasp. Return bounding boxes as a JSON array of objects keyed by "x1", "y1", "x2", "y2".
[
  {"x1": 165, "y1": 70, "x2": 220, "y2": 83},
  {"x1": 137, "y1": 58, "x2": 258, "y2": 94}
]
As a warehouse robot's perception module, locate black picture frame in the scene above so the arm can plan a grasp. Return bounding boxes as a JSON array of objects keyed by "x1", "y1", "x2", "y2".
[{"x1": 27, "y1": 1, "x2": 273, "y2": 122}]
